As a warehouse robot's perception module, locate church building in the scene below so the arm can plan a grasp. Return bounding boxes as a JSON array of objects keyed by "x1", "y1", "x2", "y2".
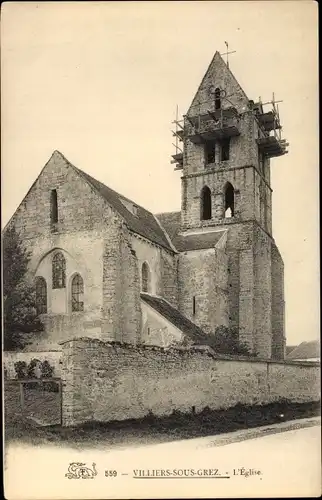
[{"x1": 5, "y1": 51, "x2": 288, "y2": 360}]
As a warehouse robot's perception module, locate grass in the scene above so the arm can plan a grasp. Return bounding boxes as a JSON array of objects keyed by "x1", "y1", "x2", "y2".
[
  {"x1": 4, "y1": 381, "x2": 61, "y2": 427},
  {"x1": 4, "y1": 381, "x2": 320, "y2": 451}
]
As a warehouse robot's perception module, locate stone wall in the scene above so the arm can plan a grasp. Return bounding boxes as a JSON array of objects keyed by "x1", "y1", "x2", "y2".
[
  {"x1": 102, "y1": 223, "x2": 141, "y2": 344},
  {"x1": 141, "y1": 301, "x2": 184, "y2": 347},
  {"x1": 61, "y1": 338, "x2": 320, "y2": 427},
  {"x1": 271, "y1": 243, "x2": 285, "y2": 359},
  {"x1": 178, "y1": 248, "x2": 228, "y2": 334},
  {"x1": 4, "y1": 151, "x2": 122, "y2": 349},
  {"x1": 130, "y1": 234, "x2": 178, "y2": 307}
]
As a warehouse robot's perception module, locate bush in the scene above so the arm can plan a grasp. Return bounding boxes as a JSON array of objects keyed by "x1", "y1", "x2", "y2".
[
  {"x1": 41, "y1": 360, "x2": 54, "y2": 378},
  {"x1": 209, "y1": 325, "x2": 257, "y2": 357},
  {"x1": 26, "y1": 358, "x2": 42, "y2": 388},
  {"x1": 14, "y1": 361, "x2": 28, "y2": 379},
  {"x1": 41, "y1": 360, "x2": 58, "y2": 392},
  {"x1": 27, "y1": 358, "x2": 41, "y2": 378}
]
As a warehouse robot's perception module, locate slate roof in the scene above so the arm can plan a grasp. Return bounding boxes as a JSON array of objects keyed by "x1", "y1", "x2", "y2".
[
  {"x1": 141, "y1": 292, "x2": 212, "y2": 346},
  {"x1": 54, "y1": 152, "x2": 174, "y2": 252},
  {"x1": 286, "y1": 340, "x2": 320, "y2": 360},
  {"x1": 156, "y1": 211, "x2": 226, "y2": 252}
]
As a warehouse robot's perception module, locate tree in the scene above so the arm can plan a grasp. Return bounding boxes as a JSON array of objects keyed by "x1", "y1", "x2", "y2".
[
  {"x1": 3, "y1": 225, "x2": 43, "y2": 350},
  {"x1": 209, "y1": 325, "x2": 256, "y2": 357}
]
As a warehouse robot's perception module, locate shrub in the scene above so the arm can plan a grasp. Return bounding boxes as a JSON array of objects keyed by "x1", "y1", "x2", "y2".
[
  {"x1": 41, "y1": 360, "x2": 58, "y2": 392},
  {"x1": 27, "y1": 358, "x2": 42, "y2": 388},
  {"x1": 209, "y1": 325, "x2": 257, "y2": 357},
  {"x1": 27, "y1": 358, "x2": 41, "y2": 378},
  {"x1": 41, "y1": 360, "x2": 54, "y2": 378},
  {"x1": 3, "y1": 226, "x2": 43, "y2": 350},
  {"x1": 14, "y1": 361, "x2": 28, "y2": 379}
]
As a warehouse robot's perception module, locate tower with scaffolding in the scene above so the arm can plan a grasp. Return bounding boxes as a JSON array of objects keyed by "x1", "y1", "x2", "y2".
[
  {"x1": 171, "y1": 92, "x2": 288, "y2": 171},
  {"x1": 168, "y1": 49, "x2": 287, "y2": 360}
]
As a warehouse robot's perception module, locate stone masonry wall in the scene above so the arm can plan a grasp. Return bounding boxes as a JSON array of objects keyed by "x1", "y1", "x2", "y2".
[
  {"x1": 61, "y1": 338, "x2": 320, "y2": 427},
  {"x1": 160, "y1": 250, "x2": 178, "y2": 307},
  {"x1": 271, "y1": 243, "x2": 285, "y2": 360},
  {"x1": 4, "y1": 151, "x2": 121, "y2": 349},
  {"x1": 178, "y1": 248, "x2": 228, "y2": 334},
  {"x1": 253, "y1": 225, "x2": 272, "y2": 358},
  {"x1": 102, "y1": 222, "x2": 141, "y2": 344}
]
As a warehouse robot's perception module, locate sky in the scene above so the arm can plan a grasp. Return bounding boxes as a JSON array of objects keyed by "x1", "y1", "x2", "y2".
[{"x1": 1, "y1": 1, "x2": 319, "y2": 345}]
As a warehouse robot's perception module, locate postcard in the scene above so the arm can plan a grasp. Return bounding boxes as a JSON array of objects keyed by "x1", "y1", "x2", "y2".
[{"x1": 2, "y1": 1, "x2": 320, "y2": 499}]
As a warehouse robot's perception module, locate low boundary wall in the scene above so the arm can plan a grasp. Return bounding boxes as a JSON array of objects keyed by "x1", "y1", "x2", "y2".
[{"x1": 60, "y1": 338, "x2": 320, "y2": 427}]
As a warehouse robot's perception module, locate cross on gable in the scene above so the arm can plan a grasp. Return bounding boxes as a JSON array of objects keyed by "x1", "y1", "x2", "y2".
[{"x1": 220, "y1": 41, "x2": 236, "y2": 68}]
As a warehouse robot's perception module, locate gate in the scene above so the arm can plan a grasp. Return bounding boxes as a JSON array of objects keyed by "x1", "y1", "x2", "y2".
[{"x1": 5, "y1": 378, "x2": 62, "y2": 426}]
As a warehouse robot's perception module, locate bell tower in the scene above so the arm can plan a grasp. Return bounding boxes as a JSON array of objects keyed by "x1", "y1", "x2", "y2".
[{"x1": 172, "y1": 51, "x2": 288, "y2": 360}]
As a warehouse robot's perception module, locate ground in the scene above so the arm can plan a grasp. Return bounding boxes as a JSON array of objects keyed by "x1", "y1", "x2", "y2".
[{"x1": 4, "y1": 422, "x2": 321, "y2": 499}]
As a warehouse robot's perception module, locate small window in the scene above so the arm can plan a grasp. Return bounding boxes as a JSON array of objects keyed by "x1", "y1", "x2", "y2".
[
  {"x1": 50, "y1": 189, "x2": 58, "y2": 224},
  {"x1": 224, "y1": 182, "x2": 235, "y2": 218},
  {"x1": 36, "y1": 277, "x2": 47, "y2": 314},
  {"x1": 71, "y1": 274, "x2": 84, "y2": 312},
  {"x1": 215, "y1": 87, "x2": 221, "y2": 110},
  {"x1": 52, "y1": 252, "x2": 66, "y2": 289},
  {"x1": 192, "y1": 296, "x2": 196, "y2": 316},
  {"x1": 141, "y1": 262, "x2": 151, "y2": 293},
  {"x1": 221, "y1": 138, "x2": 230, "y2": 161},
  {"x1": 205, "y1": 141, "x2": 216, "y2": 164},
  {"x1": 200, "y1": 186, "x2": 212, "y2": 220},
  {"x1": 258, "y1": 148, "x2": 264, "y2": 173}
]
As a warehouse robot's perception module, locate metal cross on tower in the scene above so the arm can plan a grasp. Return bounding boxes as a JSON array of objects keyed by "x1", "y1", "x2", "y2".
[{"x1": 220, "y1": 41, "x2": 236, "y2": 69}]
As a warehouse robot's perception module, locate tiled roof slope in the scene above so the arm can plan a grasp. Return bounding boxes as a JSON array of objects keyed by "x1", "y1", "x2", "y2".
[
  {"x1": 62, "y1": 159, "x2": 173, "y2": 252},
  {"x1": 156, "y1": 211, "x2": 226, "y2": 251},
  {"x1": 286, "y1": 340, "x2": 320, "y2": 360},
  {"x1": 141, "y1": 292, "x2": 212, "y2": 346}
]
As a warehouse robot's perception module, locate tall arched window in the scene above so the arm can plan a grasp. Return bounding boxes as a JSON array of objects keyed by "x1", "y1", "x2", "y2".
[
  {"x1": 224, "y1": 182, "x2": 235, "y2": 218},
  {"x1": 71, "y1": 274, "x2": 84, "y2": 312},
  {"x1": 50, "y1": 189, "x2": 58, "y2": 224},
  {"x1": 35, "y1": 277, "x2": 47, "y2": 314},
  {"x1": 52, "y1": 252, "x2": 66, "y2": 289},
  {"x1": 200, "y1": 186, "x2": 212, "y2": 220},
  {"x1": 215, "y1": 87, "x2": 221, "y2": 110},
  {"x1": 141, "y1": 262, "x2": 151, "y2": 293}
]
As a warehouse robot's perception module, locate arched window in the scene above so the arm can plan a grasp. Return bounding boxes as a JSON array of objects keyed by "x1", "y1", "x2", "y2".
[
  {"x1": 35, "y1": 277, "x2": 47, "y2": 314},
  {"x1": 200, "y1": 186, "x2": 212, "y2": 220},
  {"x1": 215, "y1": 87, "x2": 221, "y2": 110},
  {"x1": 52, "y1": 252, "x2": 66, "y2": 289},
  {"x1": 71, "y1": 274, "x2": 84, "y2": 312},
  {"x1": 50, "y1": 189, "x2": 58, "y2": 224},
  {"x1": 141, "y1": 262, "x2": 151, "y2": 293},
  {"x1": 224, "y1": 182, "x2": 235, "y2": 218}
]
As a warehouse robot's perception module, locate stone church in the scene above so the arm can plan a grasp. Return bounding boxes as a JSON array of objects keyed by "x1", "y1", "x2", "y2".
[{"x1": 6, "y1": 51, "x2": 287, "y2": 360}]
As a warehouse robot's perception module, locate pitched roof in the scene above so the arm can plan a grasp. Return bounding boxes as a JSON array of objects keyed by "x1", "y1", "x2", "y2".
[
  {"x1": 156, "y1": 211, "x2": 226, "y2": 252},
  {"x1": 141, "y1": 293, "x2": 211, "y2": 345},
  {"x1": 286, "y1": 340, "x2": 320, "y2": 360},
  {"x1": 54, "y1": 152, "x2": 174, "y2": 252},
  {"x1": 187, "y1": 51, "x2": 250, "y2": 117}
]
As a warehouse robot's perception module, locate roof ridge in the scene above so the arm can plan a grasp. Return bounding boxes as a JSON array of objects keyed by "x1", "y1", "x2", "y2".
[
  {"x1": 155, "y1": 210, "x2": 181, "y2": 216},
  {"x1": 73, "y1": 164, "x2": 157, "y2": 216},
  {"x1": 153, "y1": 214, "x2": 178, "y2": 253}
]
